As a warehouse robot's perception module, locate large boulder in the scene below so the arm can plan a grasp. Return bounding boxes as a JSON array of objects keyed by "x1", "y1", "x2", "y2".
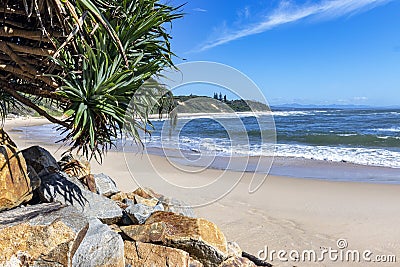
[
  {"x1": 72, "y1": 218, "x2": 124, "y2": 267},
  {"x1": 120, "y1": 222, "x2": 167, "y2": 243},
  {"x1": 0, "y1": 202, "x2": 88, "y2": 266},
  {"x1": 124, "y1": 241, "x2": 191, "y2": 267},
  {"x1": 0, "y1": 145, "x2": 32, "y2": 211},
  {"x1": 93, "y1": 173, "x2": 120, "y2": 197},
  {"x1": 39, "y1": 172, "x2": 122, "y2": 224},
  {"x1": 123, "y1": 211, "x2": 228, "y2": 267},
  {"x1": 21, "y1": 146, "x2": 59, "y2": 177}
]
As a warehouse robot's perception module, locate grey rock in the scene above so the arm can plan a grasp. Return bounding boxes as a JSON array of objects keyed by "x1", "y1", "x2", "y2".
[
  {"x1": 123, "y1": 198, "x2": 135, "y2": 206},
  {"x1": 93, "y1": 173, "x2": 120, "y2": 197},
  {"x1": 21, "y1": 146, "x2": 59, "y2": 177},
  {"x1": 72, "y1": 218, "x2": 124, "y2": 267},
  {"x1": 160, "y1": 196, "x2": 196, "y2": 218},
  {"x1": 125, "y1": 202, "x2": 164, "y2": 224},
  {"x1": 0, "y1": 203, "x2": 89, "y2": 266},
  {"x1": 39, "y1": 172, "x2": 123, "y2": 224}
]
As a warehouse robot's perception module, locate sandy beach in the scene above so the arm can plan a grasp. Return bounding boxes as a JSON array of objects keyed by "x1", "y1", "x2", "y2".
[{"x1": 5, "y1": 117, "x2": 400, "y2": 266}]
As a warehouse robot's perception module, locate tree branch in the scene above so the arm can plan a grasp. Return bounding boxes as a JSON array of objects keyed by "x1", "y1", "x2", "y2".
[
  {"x1": 0, "y1": 26, "x2": 63, "y2": 42},
  {"x1": 0, "y1": 63, "x2": 35, "y2": 80},
  {"x1": 6, "y1": 42, "x2": 55, "y2": 57},
  {"x1": 0, "y1": 6, "x2": 34, "y2": 16},
  {"x1": 0, "y1": 80, "x2": 68, "y2": 103},
  {"x1": 0, "y1": 81, "x2": 69, "y2": 128},
  {"x1": 0, "y1": 41, "x2": 58, "y2": 87}
]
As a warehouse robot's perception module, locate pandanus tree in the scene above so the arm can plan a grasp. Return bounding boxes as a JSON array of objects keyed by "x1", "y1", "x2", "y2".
[{"x1": 0, "y1": 0, "x2": 182, "y2": 161}]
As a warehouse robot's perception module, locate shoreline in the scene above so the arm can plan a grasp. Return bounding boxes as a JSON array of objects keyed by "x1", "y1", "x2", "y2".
[
  {"x1": 3, "y1": 117, "x2": 400, "y2": 266},
  {"x1": 8, "y1": 119, "x2": 400, "y2": 184}
]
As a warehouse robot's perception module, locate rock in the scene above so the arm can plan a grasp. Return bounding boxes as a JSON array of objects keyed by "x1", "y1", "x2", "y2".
[
  {"x1": 122, "y1": 220, "x2": 226, "y2": 266},
  {"x1": 39, "y1": 171, "x2": 122, "y2": 224},
  {"x1": 190, "y1": 257, "x2": 204, "y2": 267},
  {"x1": 93, "y1": 173, "x2": 120, "y2": 197},
  {"x1": 120, "y1": 222, "x2": 167, "y2": 243},
  {"x1": 125, "y1": 241, "x2": 191, "y2": 267},
  {"x1": 134, "y1": 194, "x2": 158, "y2": 207},
  {"x1": 145, "y1": 211, "x2": 228, "y2": 266},
  {"x1": 130, "y1": 187, "x2": 196, "y2": 217},
  {"x1": 0, "y1": 128, "x2": 17, "y2": 148},
  {"x1": 227, "y1": 241, "x2": 242, "y2": 257},
  {"x1": 242, "y1": 251, "x2": 272, "y2": 267},
  {"x1": 21, "y1": 146, "x2": 59, "y2": 177},
  {"x1": 26, "y1": 165, "x2": 41, "y2": 191},
  {"x1": 110, "y1": 192, "x2": 127, "y2": 202},
  {"x1": 161, "y1": 196, "x2": 196, "y2": 218},
  {"x1": 131, "y1": 187, "x2": 162, "y2": 199},
  {"x1": 219, "y1": 256, "x2": 256, "y2": 267},
  {"x1": 0, "y1": 202, "x2": 88, "y2": 266},
  {"x1": 0, "y1": 145, "x2": 32, "y2": 211},
  {"x1": 80, "y1": 173, "x2": 97, "y2": 193},
  {"x1": 58, "y1": 154, "x2": 90, "y2": 179},
  {"x1": 72, "y1": 218, "x2": 124, "y2": 267},
  {"x1": 120, "y1": 211, "x2": 134, "y2": 226},
  {"x1": 125, "y1": 202, "x2": 164, "y2": 224},
  {"x1": 123, "y1": 198, "x2": 135, "y2": 206},
  {"x1": 108, "y1": 224, "x2": 122, "y2": 234}
]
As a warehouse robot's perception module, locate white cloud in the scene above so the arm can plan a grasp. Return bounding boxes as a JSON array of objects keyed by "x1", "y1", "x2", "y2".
[
  {"x1": 193, "y1": 8, "x2": 207, "y2": 12},
  {"x1": 237, "y1": 6, "x2": 251, "y2": 19},
  {"x1": 196, "y1": 0, "x2": 392, "y2": 52},
  {"x1": 353, "y1": 96, "x2": 368, "y2": 101}
]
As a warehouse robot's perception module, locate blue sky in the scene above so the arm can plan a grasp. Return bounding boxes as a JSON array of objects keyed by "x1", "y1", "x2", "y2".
[{"x1": 167, "y1": 0, "x2": 400, "y2": 106}]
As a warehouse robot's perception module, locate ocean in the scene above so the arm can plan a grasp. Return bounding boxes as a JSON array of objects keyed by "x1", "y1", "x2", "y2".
[
  {"x1": 145, "y1": 108, "x2": 400, "y2": 167},
  {"x1": 16, "y1": 108, "x2": 400, "y2": 183}
]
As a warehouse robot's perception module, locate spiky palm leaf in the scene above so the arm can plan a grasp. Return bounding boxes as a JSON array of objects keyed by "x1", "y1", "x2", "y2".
[{"x1": 0, "y1": 0, "x2": 182, "y2": 161}]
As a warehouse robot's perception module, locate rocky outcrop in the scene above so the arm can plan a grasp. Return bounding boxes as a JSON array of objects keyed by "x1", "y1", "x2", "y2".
[
  {"x1": 21, "y1": 146, "x2": 59, "y2": 177},
  {"x1": 39, "y1": 172, "x2": 122, "y2": 224},
  {"x1": 124, "y1": 241, "x2": 192, "y2": 267},
  {"x1": 0, "y1": 145, "x2": 32, "y2": 211},
  {"x1": 0, "y1": 202, "x2": 88, "y2": 266},
  {"x1": 0, "y1": 143, "x2": 272, "y2": 267},
  {"x1": 93, "y1": 173, "x2": 120, "y2": 197},
  {"x1": 72, "y1": 218, "x2": 124, "y2": 267},
  {"x1": 123, "y1": 211, "x2": 228, "y2": 266}
]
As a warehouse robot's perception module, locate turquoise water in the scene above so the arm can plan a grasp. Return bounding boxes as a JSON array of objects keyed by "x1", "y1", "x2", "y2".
[
  {"x1": 16, "y1": 108, "x2": 400, "y2": 183},
  {"x1": 145, "y1": 108, "x2": 400, "y2": 168}
]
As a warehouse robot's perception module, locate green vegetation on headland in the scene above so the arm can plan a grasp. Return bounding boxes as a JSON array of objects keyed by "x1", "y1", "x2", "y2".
[{"x1": 173, "y1": 94, "x2": 270, "y2": 113}]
